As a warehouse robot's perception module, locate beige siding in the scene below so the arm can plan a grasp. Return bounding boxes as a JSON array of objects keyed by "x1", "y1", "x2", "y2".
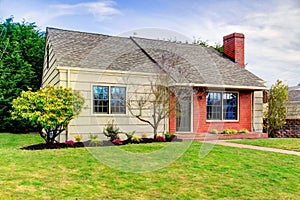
[
  {"x1": 287, "y1": 102, "x2": 300, "y2": 119},
  {"x1": 252, "y1": 91, "x2": 263, "y2": 132},
  {"x1": 58, "y1": 68, "x2": 167, "y2": 142},
  {"x1": 41, "y1": 39, "x2": 60, "y2": 87}
]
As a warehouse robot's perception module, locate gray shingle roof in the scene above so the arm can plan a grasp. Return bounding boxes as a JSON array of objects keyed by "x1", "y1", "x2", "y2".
[{"x1": 47, "y1": 27, "x2": 265, "y2": 88}]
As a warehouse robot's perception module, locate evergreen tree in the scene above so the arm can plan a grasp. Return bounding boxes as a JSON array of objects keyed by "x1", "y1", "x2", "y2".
[{"x1": 0, "y1": 18, "x2": 45, "y2": 132}]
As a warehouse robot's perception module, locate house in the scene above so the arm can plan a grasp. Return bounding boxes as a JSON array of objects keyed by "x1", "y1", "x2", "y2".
[
  {"x1": 42, "y1": 28, "x2": 266, "y2": 141},
  {"x1": 287, "y1": 85, "x2": 300, "y2": 119}
]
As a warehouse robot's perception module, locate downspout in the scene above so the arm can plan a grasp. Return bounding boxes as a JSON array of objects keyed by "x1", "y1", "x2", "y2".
[
  {"x1": 251, "y1": 91, "x2": 254, "y2": 132},
  {"x1": 66, "y1": 68, "x2": 70, "y2": 141}
]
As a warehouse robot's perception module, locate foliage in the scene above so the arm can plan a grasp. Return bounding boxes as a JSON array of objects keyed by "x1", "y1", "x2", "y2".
[
  {"x1": 263, "y1": 80, "x2": 289, "y2": 134},
  {"x1": 131, "y1": 135, "x2": 141, "y2": 143},
  {"x1": 89, "y1": 134, "x2": 102, "y2": 145},
  {"x1": 156, "y1": 135, "x2": 166, "y2": 142},
  {"x1": 210, "y1": 129, "x2": 219, "y2": 134},
  {"x1": 221, "y1": 129, "x2": 238, "y2": 134},
  {"x1": 0, "y1": 17, "x2": 45, "y2": 132},
  {"x1": 221, "y1": 129, "x2": 230, "y2": 134},
  {"x1": 229, "y1": 129, "x2": 238, "y2": 134},
  {"x1": 65, "y1": 140, "x2": 74, "y2": 146},
  {"x1": 112, "y1": 138, "x2": 123, "y2": 145},
  {"x1": 164, "y1": 132, "x2": 175, "y2": 141},
  {"x1": 239, "y1": 129, "x2": 249, "y2": 133},
  {"x1": 141, "y1": 132, "x2": 148, "y2": 138},
  {"x1": 11, "y1": 85, "x2": 85, "y2": 144},
  {"x1": 125, "y1": 131, "x2": 135, "y2": 141},
  {"x1": 193, "y1": 39, "x2": 223, "y2": 53},
  {"x1": 73, "y1": 135, "x2": 82, "y2": 142},
  {"x1": 103, "y1": 120, "x2": 121, "y2": 141}
]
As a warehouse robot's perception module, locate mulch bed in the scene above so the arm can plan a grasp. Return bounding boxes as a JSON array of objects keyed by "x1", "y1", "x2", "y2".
[{"x1": 20, "y1": 138, "x2": 182, "y2": 150}]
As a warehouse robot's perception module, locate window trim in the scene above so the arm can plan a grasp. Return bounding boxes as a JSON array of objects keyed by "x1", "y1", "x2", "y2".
[
  {"x1": 206, "y1": 91, "x2": 239, "y2": 122},
  {"x1": 91, "y1": 84, "x2": 127, "y2": 116}
]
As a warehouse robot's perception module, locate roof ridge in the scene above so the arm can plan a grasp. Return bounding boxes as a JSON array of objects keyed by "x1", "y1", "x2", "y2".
[{"x1": 46, "y1": 27, "x2": 111, "y2": 38}]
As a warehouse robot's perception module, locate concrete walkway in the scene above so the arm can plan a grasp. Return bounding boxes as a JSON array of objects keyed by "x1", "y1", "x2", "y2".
[{"x1": 204, "y1": 141, "x2": 300, "y2": 156}]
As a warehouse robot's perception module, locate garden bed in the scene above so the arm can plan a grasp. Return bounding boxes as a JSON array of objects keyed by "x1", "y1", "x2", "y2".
[{"x1": 20, "y1": 137, "x2": 183, "y2": 150}]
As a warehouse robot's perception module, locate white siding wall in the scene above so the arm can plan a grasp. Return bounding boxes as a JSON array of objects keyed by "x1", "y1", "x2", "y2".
[
  {"x1": 252, "y1": 91, "x2": 263, "y2": 132},
  {"x1": 58, "y1": 68, "x2": 168, "y2": 141}
]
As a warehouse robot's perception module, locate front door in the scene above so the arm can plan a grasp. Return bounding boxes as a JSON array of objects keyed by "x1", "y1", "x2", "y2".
[{"x1": 176, "y1": 90, "x2": 191, "y2": 132}]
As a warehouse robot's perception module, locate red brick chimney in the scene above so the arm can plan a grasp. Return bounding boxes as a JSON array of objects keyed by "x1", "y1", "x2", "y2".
[{"x1": 223, "y1": 33, "x2": 245, "y2": 67}]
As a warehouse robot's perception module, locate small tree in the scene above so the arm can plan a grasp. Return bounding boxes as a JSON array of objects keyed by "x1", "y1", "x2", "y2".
[
  {"x1": 11, "y1": 85, "x2": 85, "y2": 144},
  {"x1": 263, "y1": 80, "x2": 289, "y2": 134},
  {"x1": 127, "y1": 75, "x2": 174, "y2": 139}
]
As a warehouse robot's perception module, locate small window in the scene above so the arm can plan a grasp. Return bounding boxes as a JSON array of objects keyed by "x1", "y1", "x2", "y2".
[
  {"x1": 206, "y1": 92, "x2": 238, "y2": 120},
  {"x1": 93, "y1": 85, "x2": 126, "y2": 114}
]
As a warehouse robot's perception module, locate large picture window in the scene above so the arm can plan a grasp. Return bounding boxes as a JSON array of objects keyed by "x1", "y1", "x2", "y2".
[
  {"x1": 93, "y1": 86, "x2": 126, "y2": 114},
  {"x1": 206, "y1": 92, "x2": 238, "y2": 120}
]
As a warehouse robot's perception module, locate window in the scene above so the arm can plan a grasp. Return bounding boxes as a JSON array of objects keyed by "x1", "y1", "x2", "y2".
[
  {"x1": 93, "y1": 86, "x2": 126, "y2": 114},
  {"x1": 206, "y1": 92, "x2": 238, "y2": 120}
]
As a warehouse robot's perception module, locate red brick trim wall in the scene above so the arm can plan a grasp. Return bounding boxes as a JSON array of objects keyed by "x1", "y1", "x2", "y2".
[{"x1": 193, "y1": 90, "x2": 252, "y2": 132}]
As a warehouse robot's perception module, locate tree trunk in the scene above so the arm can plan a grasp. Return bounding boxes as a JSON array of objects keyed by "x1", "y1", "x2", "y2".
[{"x1": 153, "y1": 127, "x2": 158, "y2": 139}]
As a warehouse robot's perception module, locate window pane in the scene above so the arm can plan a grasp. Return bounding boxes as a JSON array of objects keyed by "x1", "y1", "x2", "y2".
[
  {"x1": 93, "y1": 86, "x2": 109, "y2": 114},
  {"x1": 111, "y1": 87, "x2": 126, "y2": 114},
  {"x1": 206, "y1": 92, "x2": 222, "y2": 120},
  {"x1": 223, "y1": 92, "x2": 238, "y2": 120}
]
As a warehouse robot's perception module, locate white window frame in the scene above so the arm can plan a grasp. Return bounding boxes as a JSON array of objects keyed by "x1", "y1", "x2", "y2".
[
  {"x1": 91, "y1": 84, "x2": 127, "y2": 116},
  {"x1": 206, "y1": 91, "x2": 239, "y2": 122}
]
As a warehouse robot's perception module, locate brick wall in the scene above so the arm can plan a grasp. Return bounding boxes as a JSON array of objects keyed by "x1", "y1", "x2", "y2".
[
  {"x1": 169, "y1": 93, "x2": 176, "y2": 133},
  {"x1": 193, "y1": 90, "x2": 252, "y2": 132}
]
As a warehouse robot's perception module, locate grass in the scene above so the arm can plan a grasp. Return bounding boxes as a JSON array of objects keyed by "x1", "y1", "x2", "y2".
[
  {"x1": 0, "y1": 133, "x2": 299, "y2": 199},
  {"x1": 0, "y1": 133, "x2": 44, "y2": 149},
  {"x1": 229, "y1": 138, "x2": 300, "y2": 152}
]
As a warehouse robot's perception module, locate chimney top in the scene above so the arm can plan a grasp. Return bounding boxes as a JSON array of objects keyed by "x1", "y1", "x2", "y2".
[{"x1": 223, "y1": 32, "x2": 245, "y2": 67}]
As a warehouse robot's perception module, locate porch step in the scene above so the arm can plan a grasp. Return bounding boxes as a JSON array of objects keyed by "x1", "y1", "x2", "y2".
[{"x1": 175, "y1": 132, "x2": 268, "y2": 142}]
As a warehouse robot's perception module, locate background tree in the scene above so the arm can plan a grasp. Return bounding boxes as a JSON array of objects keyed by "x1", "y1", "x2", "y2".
[
  {"x1": 263, "y1": 80, "x2": 289, "y2": 135},
  {"x1": 11, "y1": 85, "x2": 85, "y2": 144},
  {"x1": 0, "y1": 17, "x2": 45, "y2": 132}
]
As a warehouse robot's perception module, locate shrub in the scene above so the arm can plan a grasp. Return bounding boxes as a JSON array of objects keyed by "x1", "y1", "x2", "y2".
[
  {"x1": 112, "y1": 138, "x2": 123, "y2": 145},
  {"x1": 210, "y1": 129, "x2": 219, "y2": 134},
  {"x1": 141, "y1": 132, "x2": 148, "y2": 138},
  {"x1": 73, "y1": 135, "x2": 82, "y2": 142},
  {"x1": 239, "y1": 129, "x2": 249, "y2": 133},
  {"x1": 229, "y1": 129, "x2": 238, "y2": 134},
  {"x1": 11, "y1": 85, "x2": 85, "y2": 144},
  {"x1": 125, "y1": 131, "x2": 135, "y2": 141},
  {"x1": 156, "y1": 135, "x2": 166, "y2": 142},
  {"x1": 65, "y1": 140, "x2": 74, "y2": 146},
  {"x1": 103, "y1": 120, "x2": 121, "y2": 141},
  {"x1": 165, "y1": 132, "x2": 175, "y2": 141},
  {"x1": 132, "y1": 135, "x2": 141, "y2": 143},
  {"x1": 222, "y1": 129, "x2": 230, "y2": 134},
  {"x1": 90, "y1": 134, "x2": 102, "y2": 145}
]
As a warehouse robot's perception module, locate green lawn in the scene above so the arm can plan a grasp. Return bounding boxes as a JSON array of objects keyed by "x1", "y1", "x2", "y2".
[
  {"x1": 0, "y1": 133, "x2": 299, "y2": 199},
  {"x1": 229, "y1": 138, "x2": 300, "y2": 152}
]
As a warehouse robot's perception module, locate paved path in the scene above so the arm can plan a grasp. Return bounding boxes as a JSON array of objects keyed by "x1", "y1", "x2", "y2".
[{"x1": 204, "y1": 141, "x2": 300, "y2": 156}]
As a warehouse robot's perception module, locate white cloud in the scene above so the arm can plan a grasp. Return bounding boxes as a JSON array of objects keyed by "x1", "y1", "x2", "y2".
[
  {"x1": 50, "y1": 0, "x2": 121, "y2": 21},
  {"x1": 0, "y1": 0, "x2": 121, "y2": 27}
]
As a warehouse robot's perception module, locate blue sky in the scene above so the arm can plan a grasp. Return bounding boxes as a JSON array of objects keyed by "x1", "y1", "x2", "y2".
[{"x1": 0, "y1": 0, "x2": 299, "y2": 87}]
